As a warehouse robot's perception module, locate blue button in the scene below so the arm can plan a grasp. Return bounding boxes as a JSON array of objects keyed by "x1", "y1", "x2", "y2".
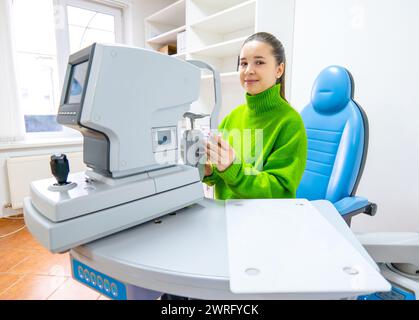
[
  {"x1": 111, "y1": 283, "x2": 118, "y2": 297},
  {"x1": 97, "y1": 276, "x2": 103, "y2": 289},
  {"x1": 90, "y1": 273, "x2": 96, "y2": 286},
  {"x1": 84, "y1": 270, "x2": 90, "y2": 283},
  {"x1": 77, "y1": 266, "x2": 84, "y2": 279},
  {"x1": 104, "y1": 279, "x2": 110, "y2": 292}
]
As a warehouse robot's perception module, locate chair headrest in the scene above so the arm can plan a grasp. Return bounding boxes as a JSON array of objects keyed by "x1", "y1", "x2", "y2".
[{"x1": 311, "y1": 66, "x2": 353, "y2": 114}]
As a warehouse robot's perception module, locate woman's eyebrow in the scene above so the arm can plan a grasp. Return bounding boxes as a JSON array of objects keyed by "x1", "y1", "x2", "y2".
[{"x1": 240, "y1": 56, "x2": 266, "y2": 61}]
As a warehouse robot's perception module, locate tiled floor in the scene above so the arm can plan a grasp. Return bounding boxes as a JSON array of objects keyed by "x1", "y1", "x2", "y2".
[{"x1": 0, "y1": 215, "x2": 109, "y2": 300}]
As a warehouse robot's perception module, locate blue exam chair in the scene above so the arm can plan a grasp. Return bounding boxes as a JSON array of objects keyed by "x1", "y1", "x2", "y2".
[{"x1": 296, "y1": 66, "x2": 377, "y2": 226}]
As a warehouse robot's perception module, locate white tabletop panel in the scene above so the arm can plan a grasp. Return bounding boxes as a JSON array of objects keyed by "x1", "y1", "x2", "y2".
[{"x1": 225, "y1": 199, "x2": 390, "y2": 294}]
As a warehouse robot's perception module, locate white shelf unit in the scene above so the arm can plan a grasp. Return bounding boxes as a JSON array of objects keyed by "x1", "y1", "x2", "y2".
[
  {"x1": 189, "y1": 0, "x2": 256, "y2": 34},
  {"x1": 147, "y1": 25, "x2": 186, "y2": 46},
  {"x1": 187, "y1": 0, "x2": 255, "y2": 75},
  {"x1": 144, "y1": 0, "x2": 296, "y2": 121},
  {"x1": 188, "y1": 0, "x2": 253, "y2": 24},
  {"x1": 145, "y1": 0, "x2": 186, "y2": 51},
  {"x1": 202, "y1": 71, "x2": 239, "y2": 82}
]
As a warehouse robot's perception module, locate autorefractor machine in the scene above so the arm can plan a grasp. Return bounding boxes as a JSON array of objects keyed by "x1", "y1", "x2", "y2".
[{"x1": 23, "y1": 44, "x2": 419, "y2": 300}]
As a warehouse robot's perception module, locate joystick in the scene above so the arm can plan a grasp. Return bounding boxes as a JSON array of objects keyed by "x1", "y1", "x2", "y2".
[
  {"x1": 48, "y1": 154, "x2": 77, "y2": 192},
  {"x1": 50, "y1": 154, "x2": 70, "y2": 185}
]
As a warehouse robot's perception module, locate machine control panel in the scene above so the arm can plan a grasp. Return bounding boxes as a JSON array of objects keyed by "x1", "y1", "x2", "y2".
[{"x1": 72, "y1": 258, "x2": 127, "y2": 300}]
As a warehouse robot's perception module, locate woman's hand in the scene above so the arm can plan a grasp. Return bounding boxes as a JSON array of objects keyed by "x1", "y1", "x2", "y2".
[
  {"x1": 204, "y1": 160, "x2": 213, "y2": 177},
  {"x1": 206, "y1": 134, "x2": 236, "y2": 172}
]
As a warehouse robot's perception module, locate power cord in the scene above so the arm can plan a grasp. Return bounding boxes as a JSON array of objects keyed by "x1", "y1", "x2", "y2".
[
  {"x1": 0, "y1": 214, "x2": 26, "y2": 238},
  {"x1": 4, "y1": 216, "x2": 24, "y2": 220},
  {"x1": 0, "y1": 225, "x2": 26, "y2": 238},
  {"x1": 3, "y1": 212, "x2": 24, "y2": 220}
]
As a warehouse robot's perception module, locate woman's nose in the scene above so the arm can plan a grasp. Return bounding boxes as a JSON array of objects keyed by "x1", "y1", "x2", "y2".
[{"x1": 245, "y1": 64, "x2": 255, "y2": 75}]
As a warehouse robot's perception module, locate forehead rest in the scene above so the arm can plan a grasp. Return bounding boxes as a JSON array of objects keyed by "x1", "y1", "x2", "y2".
[{"x1": 311, "y1": 66, "x2": 352, "y2": 114}]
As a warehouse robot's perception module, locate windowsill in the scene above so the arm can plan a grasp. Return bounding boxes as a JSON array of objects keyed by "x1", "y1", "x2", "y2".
[{"x1": 0, "y1": 136, "x2": 83, "y2": 151}]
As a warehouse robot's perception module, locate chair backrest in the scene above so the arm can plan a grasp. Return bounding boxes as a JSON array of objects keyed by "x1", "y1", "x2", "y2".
[{"x1": 296, "y1": 66, "x2": 369, "y2": 203}]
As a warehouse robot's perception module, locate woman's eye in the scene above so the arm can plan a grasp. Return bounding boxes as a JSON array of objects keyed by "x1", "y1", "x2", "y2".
[
  {"x1": 240, "y1": 62, "x2": 247, "y2": 67},
  {"x1": 256, "y1": 60, "x2": 265, "y2": 65}
]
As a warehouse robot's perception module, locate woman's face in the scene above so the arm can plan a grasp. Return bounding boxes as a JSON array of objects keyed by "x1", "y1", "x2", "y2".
[{"x1": 239, "y1": 41, "x2": 284, "y2": 95}]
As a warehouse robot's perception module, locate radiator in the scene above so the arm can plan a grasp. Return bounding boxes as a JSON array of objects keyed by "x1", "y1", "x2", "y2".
[{"x1": 6, "y1": 152, "x2": 86, "y2": 209}]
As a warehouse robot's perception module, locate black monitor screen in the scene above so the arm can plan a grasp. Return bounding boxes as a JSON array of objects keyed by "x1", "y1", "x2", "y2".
[{"x1": 66, "y1": 61, "x2": 89, "y2": 104}]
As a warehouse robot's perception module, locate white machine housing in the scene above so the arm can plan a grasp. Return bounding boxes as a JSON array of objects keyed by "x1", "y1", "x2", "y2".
[
  {"x1": 23, "y1": 43, "x2": 213, "y2": 253},
  {"x1": 58, "y1": 43, "x2": 201, "y2": 178}
]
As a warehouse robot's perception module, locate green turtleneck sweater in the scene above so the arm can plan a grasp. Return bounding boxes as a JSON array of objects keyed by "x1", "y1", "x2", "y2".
[{"x1": 203, "y1": 84, "x2": 307, "y2": 200}]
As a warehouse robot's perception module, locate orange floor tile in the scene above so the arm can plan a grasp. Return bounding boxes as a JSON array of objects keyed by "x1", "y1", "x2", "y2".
[{"x1": 0, "y1": 216, "x2": 108, "y2": 300}]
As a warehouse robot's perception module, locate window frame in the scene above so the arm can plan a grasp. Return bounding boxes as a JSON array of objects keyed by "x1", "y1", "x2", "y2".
[{"x1": 22, "y1": 0, "x2": 126, "y2": 140}]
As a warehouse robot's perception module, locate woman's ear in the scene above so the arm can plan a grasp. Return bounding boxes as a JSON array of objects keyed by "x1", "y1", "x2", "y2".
[{"x1": 276, "y1": 62, "x2": 285, "y2": 79}]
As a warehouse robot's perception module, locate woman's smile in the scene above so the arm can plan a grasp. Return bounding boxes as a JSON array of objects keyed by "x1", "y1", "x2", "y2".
[{"x1": 245, "y1": 79, "x2": 259, "y2": 85}]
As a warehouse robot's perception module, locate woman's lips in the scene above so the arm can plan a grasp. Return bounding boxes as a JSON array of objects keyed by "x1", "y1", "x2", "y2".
[{"x1": 245, "y1": 80, "x2": 259, "y2": 85}]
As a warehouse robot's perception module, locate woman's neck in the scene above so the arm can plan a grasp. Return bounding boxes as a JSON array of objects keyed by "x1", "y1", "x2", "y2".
[{"x1": 245, "y1": 83, "x2": 285, "y2": 115}]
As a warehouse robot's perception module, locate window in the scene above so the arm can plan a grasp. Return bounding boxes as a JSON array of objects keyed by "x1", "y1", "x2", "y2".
[
  {"x1": 12, "y1": 0, "x2": 123, "y2": 136},
  {"x1": 67, "y1": 5, "x2": 117, "y2": 54}
]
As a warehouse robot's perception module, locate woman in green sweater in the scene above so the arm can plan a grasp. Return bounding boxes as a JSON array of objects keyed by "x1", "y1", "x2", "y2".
[
  {"x1": 162, "y1": 33, "x2": 307, "y2": 300},
  {"x1": 203, "y1": 32, "x2": 307, "y2": 199}
]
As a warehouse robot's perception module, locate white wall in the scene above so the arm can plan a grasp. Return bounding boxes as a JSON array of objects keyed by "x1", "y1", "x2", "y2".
[{"x1": 290, "y1": 0, "x2": 419, "y2": 232}]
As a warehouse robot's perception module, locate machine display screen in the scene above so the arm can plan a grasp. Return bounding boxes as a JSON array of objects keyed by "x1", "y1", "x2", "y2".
[{"x1": 66, "y1": 61, "x2": 89, "y2": 104}]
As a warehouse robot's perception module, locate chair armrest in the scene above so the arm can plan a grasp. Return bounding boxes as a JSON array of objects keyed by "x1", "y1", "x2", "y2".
[{"x1": 334, "y1": 196, "x2": 375, "y2": 217}]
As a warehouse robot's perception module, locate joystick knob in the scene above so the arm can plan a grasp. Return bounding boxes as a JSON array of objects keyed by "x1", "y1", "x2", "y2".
[{"x1": 50, "y1": 154, "x2": 70, "y2": 186}]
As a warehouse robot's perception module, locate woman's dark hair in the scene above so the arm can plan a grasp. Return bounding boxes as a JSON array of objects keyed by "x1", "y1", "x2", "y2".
[{"x1": 242, "y1": 32, "x2": 287, "y2": 100}]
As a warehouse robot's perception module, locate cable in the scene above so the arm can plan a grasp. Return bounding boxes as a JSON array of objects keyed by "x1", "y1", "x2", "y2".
[
  {"x1": 3, "y1": 212, "x2": 24, "y2": 220},
  {"x1": 0, "y1": 225, "x2": 26, "y2": 239}
]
